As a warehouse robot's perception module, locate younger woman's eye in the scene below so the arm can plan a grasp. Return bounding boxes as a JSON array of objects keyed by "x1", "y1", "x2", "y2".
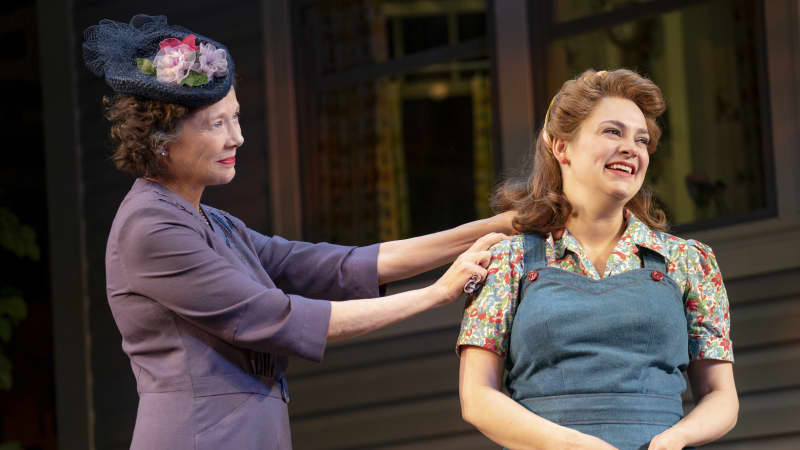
[
  {"x1": 604, "y1": 128, "x2": 621, "y2": 136},
  {"x1": 636, "y1": 137, "x2": 650, "y2": 145},
  {"x1": 213, "y1": 120, "x2": 223, "y2": 128},
  {"x1": 233, "y1": 112, "x2": 240, "y2": 121}
]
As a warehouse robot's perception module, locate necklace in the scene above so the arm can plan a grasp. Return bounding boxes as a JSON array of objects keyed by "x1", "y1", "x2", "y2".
[{"x1": 199, "y1": 207, "x2": 211, "y2": 227}]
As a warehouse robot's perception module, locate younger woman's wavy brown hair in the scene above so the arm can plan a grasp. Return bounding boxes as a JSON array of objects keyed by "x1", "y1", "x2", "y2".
[
  {"x1": 493, "y1": 68, "x2": 668, "y2": 234},
  {"x1": 103, "y1": 94, "x2": 192, "y2": 178}
]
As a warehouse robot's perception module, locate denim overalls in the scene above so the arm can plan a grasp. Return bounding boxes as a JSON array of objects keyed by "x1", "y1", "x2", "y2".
[{"x1": 506, "y1": 234, "x2": 689, "y2": 450}]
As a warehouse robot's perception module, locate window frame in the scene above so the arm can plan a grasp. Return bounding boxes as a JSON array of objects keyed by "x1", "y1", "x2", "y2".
[{"x1": 286, "y1": 0, "x2": 498, "y2": 243}]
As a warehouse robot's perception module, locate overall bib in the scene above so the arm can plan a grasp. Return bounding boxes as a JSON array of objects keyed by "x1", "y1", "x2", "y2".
[{"x1": 506, "y1": 234, "x2": 690, "y2": 450}]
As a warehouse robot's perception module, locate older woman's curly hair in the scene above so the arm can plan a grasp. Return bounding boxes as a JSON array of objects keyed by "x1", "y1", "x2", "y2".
[
  {"x1": 494, "y1": 68, "x2": 668, "y2": 234},
  {"x1": 103, "y1": 94, "x2": 192, "y2": 178}
]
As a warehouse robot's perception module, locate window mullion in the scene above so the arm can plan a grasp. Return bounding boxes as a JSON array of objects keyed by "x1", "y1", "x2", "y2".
[
  {"x1": 318, "y1": 37, "x2": 487, "y2": 91},
  {"x1": 550, "y1": 0, "x2": 708, "y2": 40}
]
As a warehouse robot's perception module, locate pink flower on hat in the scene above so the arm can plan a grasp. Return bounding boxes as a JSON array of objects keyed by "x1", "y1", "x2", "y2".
[
  {"x1": 160, "y1": 34, "x2": 199, "y2": 51},
  {"x1": 153, "y1": 43, "x2": 196, "y2": 84}
]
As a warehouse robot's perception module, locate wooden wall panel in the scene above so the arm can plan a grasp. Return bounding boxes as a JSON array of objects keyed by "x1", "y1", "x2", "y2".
[
  {"x1": 704, "y1": 434, "x2": 800, "y2": 450},
  {"x1": 725, "y1": 389, "x2": 800, "y2": 441},
  {"x1": 290, "y1": 353, "x2": 459, "y2": 417},
  {"x1": 292, "y1": 395, "x2": 468, "y2": 449},
  {"x1": 384, "y1": 432, "x2": 496, "y2": 450}
]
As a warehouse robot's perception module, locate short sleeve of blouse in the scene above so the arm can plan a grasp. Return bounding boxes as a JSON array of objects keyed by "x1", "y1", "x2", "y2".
[
  {"x1": 683, "y1": 239, "x2": 734, "y2": 362},
  {"x1": 456, "y1": 236, "x2": 524, "y2": 357}
]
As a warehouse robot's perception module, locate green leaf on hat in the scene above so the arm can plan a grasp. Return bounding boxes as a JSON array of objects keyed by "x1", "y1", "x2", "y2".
[
  {"x1": 180, "y1": 70, "x2": 209, "y2": 87},
  {"x1": 136, "y1": 58, "x2": 156, "y2": 75}
]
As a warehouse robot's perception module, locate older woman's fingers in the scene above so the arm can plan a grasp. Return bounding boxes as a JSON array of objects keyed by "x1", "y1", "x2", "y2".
[
  {"x1": 468, "y1": 232, "x2": 510, "y2": 252},
  {"x1": 436, "y1": 233, "x2": 510, "y2": 304},
  {"x1": 461, "y1": 261, "x2": 489, "y2": 295},
  {"x1": 463, "y1": 261, "x2": 488, "y2": 281},
  {"x1": 455, "y1": 248, "x2": 493, "y2": 269},
  {"x1": 475, "y1": 250, "x2": 492, "y2": 267}
]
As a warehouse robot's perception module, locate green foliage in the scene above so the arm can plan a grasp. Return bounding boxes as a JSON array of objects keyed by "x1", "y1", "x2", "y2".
[
  {"x1": 0, "y1": 207, "x2": 37, "y2": 391},
  {"x1": 0, "y1": 289, "x2": 26, "y2": 343},
  {"x1": 180, "y1": 70, "x2": 209, "y2": 87},
  {"x1": 0, "y1": 442, "x2": 23, "y2": 450},
  {"x1": 0, "y1": 208, "x2": 39, "y2": 261},
  {"x1": 0, "y1": 353, "x2": 10, "y2": 391}
]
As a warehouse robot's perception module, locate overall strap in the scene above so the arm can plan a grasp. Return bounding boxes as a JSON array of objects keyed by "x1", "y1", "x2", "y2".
[
  {"x1": 523, "y1": 233, "x2": 547, "y2": 269},
  {"x1": 519, "y1": 233, "x2": 547, "y2": 304},
  {"x1": 638, "y1": 245, "x2": 667, "y2": 272}
]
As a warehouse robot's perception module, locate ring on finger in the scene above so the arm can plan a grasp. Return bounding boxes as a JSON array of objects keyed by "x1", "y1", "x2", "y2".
[{"x1": 463, "y1": 274, "x2": 483, "y2": 295}]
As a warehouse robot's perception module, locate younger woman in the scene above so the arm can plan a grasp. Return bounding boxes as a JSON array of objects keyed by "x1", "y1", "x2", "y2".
[{"x1": 457, "y1": 69, "x2": 737, "y2": 450}]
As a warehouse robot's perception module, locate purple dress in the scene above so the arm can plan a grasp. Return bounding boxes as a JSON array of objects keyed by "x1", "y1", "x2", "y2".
[{"x1": 105, "y1": 179, "x2": 381, "y2": 449}]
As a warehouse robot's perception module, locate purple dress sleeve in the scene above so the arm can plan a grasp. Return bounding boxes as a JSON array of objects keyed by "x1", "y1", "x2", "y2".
[
  {"x1": 115, "y1": 203, "x2": 329, "y2": 362},
  {"x1": 246, "y1": 229, "x2": 382, "y2": 301}
]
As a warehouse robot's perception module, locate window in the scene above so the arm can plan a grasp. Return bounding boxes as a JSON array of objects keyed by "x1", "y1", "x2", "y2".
[
  {"x1": 292, "y1": 0, "x2": 495, "y2": 245},
  {"x1": 531, "y1": 0, "x2": 775, "y2": 229}
]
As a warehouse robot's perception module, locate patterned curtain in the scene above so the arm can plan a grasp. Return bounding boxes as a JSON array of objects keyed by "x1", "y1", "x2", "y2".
[
  {"x1": 375, "y1": 80, "x2": 411, "y2": 241},
  {"x1": 471, "y1": 75, "x2": 494, "y2": 218},
  {"x1": 307, "y1": 0, "x2": 410, "y2": 245}
]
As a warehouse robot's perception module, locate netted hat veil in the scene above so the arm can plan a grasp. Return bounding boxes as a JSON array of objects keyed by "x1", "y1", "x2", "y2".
[{"x1": 83, "y1": 14, "x2": 234, "y2": 107}]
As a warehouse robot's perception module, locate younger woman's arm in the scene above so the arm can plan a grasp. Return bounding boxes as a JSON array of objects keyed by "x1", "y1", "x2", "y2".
[
  {"x1": 459, "y1": 346, "x2": 618, "y2": 450},
  {"x1": 647, "y1": 360, "x2": 738, "y2": 449}
]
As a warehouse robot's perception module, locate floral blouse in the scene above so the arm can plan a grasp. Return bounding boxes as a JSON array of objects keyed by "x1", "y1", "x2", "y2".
[{"x1": 457, "y1": 213, "x2": 733, "y2": 362}]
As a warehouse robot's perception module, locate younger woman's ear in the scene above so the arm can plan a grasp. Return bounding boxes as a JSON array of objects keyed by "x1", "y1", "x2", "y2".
[{"x1": 551, "y1": 137, "x2": 570, "y2": 165}]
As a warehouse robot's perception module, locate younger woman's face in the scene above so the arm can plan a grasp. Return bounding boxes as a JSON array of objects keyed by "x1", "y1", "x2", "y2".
[
  {"x1": 164, "y1": 88, "x2": 244, "y2": 189},
  {"x1": 557, "y1": 96, "x2": 650, "y2": 207}
]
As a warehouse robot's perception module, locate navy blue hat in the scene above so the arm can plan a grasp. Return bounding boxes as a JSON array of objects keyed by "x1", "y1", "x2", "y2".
[{"x1": 83, "y1": 14, "x2": 235, "y2": 108}]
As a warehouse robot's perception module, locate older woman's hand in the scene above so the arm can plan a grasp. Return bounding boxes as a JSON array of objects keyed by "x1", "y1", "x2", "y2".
[
  {"x1": 327, "y1": 232, "x2": 510, "y2": 342},
  {"x1": 429, "y1": 232, "x2": 509, "y2": 306},
  {"x1": 490, "y1": 210, "x2": 519, "y2": 236}
]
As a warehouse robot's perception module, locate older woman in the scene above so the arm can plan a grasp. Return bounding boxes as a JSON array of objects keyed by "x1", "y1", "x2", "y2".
[
  {"x1": 85, "y1": 15, "x2": 511, "y2": 450},
  {"x1": 457, "y1": 69, "x2": 738, "y2": 450}
]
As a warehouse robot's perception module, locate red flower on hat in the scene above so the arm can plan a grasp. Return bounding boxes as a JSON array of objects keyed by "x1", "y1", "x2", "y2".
[{"x1": 159, "y1": 34, "x2": 199, "y2": 51}]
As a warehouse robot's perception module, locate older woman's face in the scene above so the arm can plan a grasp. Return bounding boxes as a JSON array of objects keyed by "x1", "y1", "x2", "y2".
[
  {"x1": 165, "y1": 88, "x2": 244, "y2": 188},
  {"x1": 558, "y1": 96, "x2": 650, "y2": 205}
]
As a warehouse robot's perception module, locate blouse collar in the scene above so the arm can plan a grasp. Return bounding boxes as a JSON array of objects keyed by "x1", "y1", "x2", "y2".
[{"x1": 546, "y1": 210, "x2": 669, "y2": 262}]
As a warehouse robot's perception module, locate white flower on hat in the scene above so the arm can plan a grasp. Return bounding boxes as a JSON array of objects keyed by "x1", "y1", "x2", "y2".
[{"x1": 154, "y1": 43, "x2": 196, "y2": 84}]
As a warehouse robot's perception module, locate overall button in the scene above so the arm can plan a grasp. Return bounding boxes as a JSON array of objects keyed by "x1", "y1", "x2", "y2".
[
  {"x1": 651, "y1": 270, "x2": 664, "y2": 281},
  {"x1": 527, "y1": 270, "x2": 539, "y2": 282}
]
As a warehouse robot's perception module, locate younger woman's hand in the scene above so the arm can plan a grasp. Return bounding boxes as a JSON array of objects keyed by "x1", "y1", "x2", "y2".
[
  {"x1": 648, "y1": 429, "x2": 687, "y2": 450},
  {"x1": 568, "y1": 431, "x2": 619, "y2": 449},
  {"x1": 430, "y1": 232, "x2": 509, "y2": 306}
]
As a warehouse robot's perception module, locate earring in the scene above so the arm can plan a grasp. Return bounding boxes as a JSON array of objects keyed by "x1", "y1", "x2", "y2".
[{"x1": 159, "y1": 148, "x2": 168, "y2": 157}]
